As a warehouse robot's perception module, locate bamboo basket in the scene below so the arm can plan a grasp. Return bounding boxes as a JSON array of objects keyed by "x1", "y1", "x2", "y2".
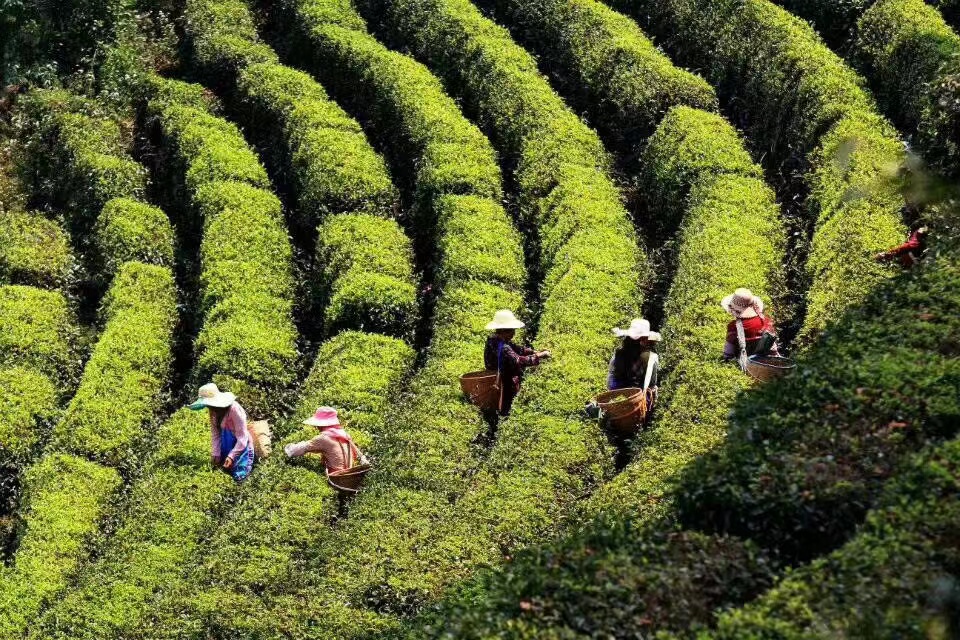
[
  {"x1": 459, "y1": 370, "x2": 500, "y2": 410},
  {"x1": 327, "y1": 463, "x2": 372, "y2": 493},
  {"x1": 745, "y1": 355, "x2": 796, "y2": 382},
  {"x1": 596, "y1": 387, "x2": 651, "y2": 434}
]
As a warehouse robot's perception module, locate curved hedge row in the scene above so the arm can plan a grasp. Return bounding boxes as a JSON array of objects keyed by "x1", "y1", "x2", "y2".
[
  {"x1": 177, "y1": 0, "x2": 419, "y2": 339},
  {"x1": 18, "y1": 90, "x2": 147, "y2": 237},
  {"x1": 773, "y1": 0, "x2": 960, "y2": 178},
  {"x1": 93, "y1": 197, "x2": 175, "y2": 281},
  {"x1": 52, "y1": 262, "x2": 177, "y2": 467},
  {"x1": 0, "y1": 284, "x2": 77, "y2": 473},
  {"x1": 0, "y1": 209, "x2": 73, "y2": 290},
  {"x1": 587, "y1": 106, "x2": 784, "y2": 520},
  {"x1": 0, "y1": 261, "x2": 177, "y2": 639},
  {"x1": 710, "y1": 437, "x2": 960, "y2": 638},
  {"x1": 474, "y1": 0, "x2": 717, "y2": 148},
  {"x1": 610, "y1": 0, "x2": 907, "y2": 342},
  {"x1": 146, "y1": 78, "x2": 297, "y2": 413},
  {"x1": 853, "y1": 0, "x2": 960, "y2": 177},
  {"x1": 25, "y1": 409, "x2": 234, "y2": 640},
  {"x1": 147, "y1": 331, "x2": 416, "y2": 640},
  {"x1": 316, "y1": 214, "x2": 418, "y2": 338},
  {"x1": 275, "y1": 0, "x2": 644, "y2": 630}
]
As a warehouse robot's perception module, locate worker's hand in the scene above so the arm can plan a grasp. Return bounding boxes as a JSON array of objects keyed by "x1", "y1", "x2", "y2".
[
  {"x1": 874, "y1": 251, "x2": 890, "y2": 261},
  {"x1": 210, "y1": 455, "x2": 220, "y2": 470},
  {"x1": 222, "y1": 456, "x2": 234, "y2": 471},
  {"x1": 283, "y1": 443, "x2": 295, "y2": 458},
  {"x1": 537, "y1": 350, "x2": 552, "y2": 360}
]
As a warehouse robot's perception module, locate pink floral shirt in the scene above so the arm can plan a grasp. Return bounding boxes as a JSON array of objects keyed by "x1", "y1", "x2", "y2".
[{"x1": 209, "y1": 402, "x2": 251, "y2": 462}]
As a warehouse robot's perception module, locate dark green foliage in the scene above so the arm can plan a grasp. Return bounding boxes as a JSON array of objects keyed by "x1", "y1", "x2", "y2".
[
  {"x1": 608, "y1": 0, "x2": 906, "y2": 342},
  {"x1": 52, "y1": 262, "x2": 177, "y2": 468},
  {"x1": 93, "y1": 197, "x2": 175, "y2": 280},
  {"x1": 0, "y1": 285, "x2": 79, "y2": 389},
  {"x1": 18, "y1": 90, "x2": 147, "y2": 232},
  {"x1": 316, "y1": 214, "x2": 418, "y2": 338},
  {"x1": 475, "y1": 0, "x2": 717, "y2": 147},
  {"x1": 774, "y1": 0, "x2": 872, "y2": 46},
  {"x1": 237, "y1": 62, "x2": 397, "y2": 225},
  {"x1": 0, "y1": 367, "x2": 58, "y2": 469},
  {"x1": 404, "y1": 526, "x2": 773, "y2": 639},
  {"x1": 27, "y1": 409, "x2": 235, "y2": 640},
  {"x1": 676, "y1": 247, "x2": 960, "y2": 562},
  {"x1": 712, "y1": 438, "x2": 960, "y2": 639},
  {"x1": 0, "y1": 210, "x2": 74, "y2": 290},
  {"x1": 933, "y1": 0, "x2": 960, "y2": 28},
  {"x1": 182, "y1": 0, "x2": 278, "y2": 81},
  {"x1": 854, "y1": 0, "x2": 960, "y2": 177},
  {"x1": 0, "y1": 453, "x2": 122, "y2": 639}
]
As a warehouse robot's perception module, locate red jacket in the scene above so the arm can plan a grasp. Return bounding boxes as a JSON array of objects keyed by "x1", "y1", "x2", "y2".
[{"x1": 724, "y1": 314, "x2": 777, "y2": 358}]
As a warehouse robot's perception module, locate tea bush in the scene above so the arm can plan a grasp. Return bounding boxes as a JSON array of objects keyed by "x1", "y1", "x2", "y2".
[
  {"x1": 52, "y1": 261, "x2": 177, "y2": 468},
  {"x1": 609, "y1": 0, "x2": 907, "y2": 342},
  {"x1": 316, "y1": 214, "x2": 418, "y2": 339},
  {"x1": 93, "y1": 197, "x2": 175, "y2": 280},
  {"x1": 854, "y1": 0, "x2": 960, "y2": 177},
  {"x1": 0, "y1": 285, "x2": 78, "y2": 388},
  {"x1": 0, "y1": 368, "x2": 58, "y2": 469},
  {"x1": 18, "y1": 90, "x2": 147, "y2": 236},
  {"x1": 711, "y1": 437, "x2": 960, "y2": 638},
  {"x1": 589, "y1": 106, "x2": 784, "y2": 520},
  {"x1": 147, "y1": 79, "x2": 298, "y2": 411},
  {"x1": 0, "y1": 453, "x2": 122, "y2": 639},
  {"x1": 26, "y1": 409, "x2": 234, "y2": 640},
  {"x1": 0, "y1": 210, "x2": 74, "y2": 290},
  {"x1": 475, "y1": 0, "x2": 717, "y2": 147}
]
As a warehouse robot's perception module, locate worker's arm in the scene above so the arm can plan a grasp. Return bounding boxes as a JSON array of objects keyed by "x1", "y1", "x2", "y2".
[
  {"x1": 504, "y1": 343, "x2": 540, "y2": 368},
  {"x1": 284, "y1": 435, "x2": 325, "y2": 458},
  {"x1": 210, "y1": 416, "x2": 222, "y2": 467},
  {"x1": 876, "y1": 234, "x2": 921, "y2": 261}
]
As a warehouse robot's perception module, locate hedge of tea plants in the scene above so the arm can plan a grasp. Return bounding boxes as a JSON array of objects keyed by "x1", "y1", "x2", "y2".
[
  {"x1": 146, "y1": 78, "x2": 298, "y2": 411},
  {"x1": 0, "y1": 260, "x2": 177, "y2": 639},
  {"x1": 473, "y1": 0, "x2": 717, "y2": 148},
  {"x1": 609, "y1": 0, "x2": 907, "y2": 343},
  {"x1": 0, "y1": 209, "x2": 73, "y2": 290},
  {"x1": 176, "y1": 0, "x2": 419, "y2": 338},
  {"x1": 587, "y1": 105, "x2": 784, "y2": 520}
]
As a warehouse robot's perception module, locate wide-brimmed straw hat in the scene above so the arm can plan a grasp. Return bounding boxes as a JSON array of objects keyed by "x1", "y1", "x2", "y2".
[
  {"x1": 188, "y1": 383, "x2": 235, "y2": 410},
  {"x1": 486, "y1": 309, "x2": 525, "y2": 331},
  {"x1": 721, "y1": 288, "x2": 764, "y2": 319},
  {"x1": 613, "y1": 318, "x2": 661, "y2": 341},
  {"x1": 304, "y1": 406, "x2": 340, "y2": 428}
]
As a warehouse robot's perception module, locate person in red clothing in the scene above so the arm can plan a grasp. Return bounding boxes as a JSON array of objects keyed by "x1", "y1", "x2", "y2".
[
  {"x1": 721, "y1": 288, "x2": 780, "y2": 362},
  {"x1": 481, "y1": 309, "x2": 551, "y2": 435},
  {"x1": 875, "y1": 226, "x2": 928, "y2": 267}
]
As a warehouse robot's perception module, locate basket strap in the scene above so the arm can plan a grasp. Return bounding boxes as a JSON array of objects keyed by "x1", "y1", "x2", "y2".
[
  {"x1": 642, "y1": 353, "x2": 658, "y2": 391},
  {"x1": 735, "y1": 319, "x2": 749, "y2": 372},
  {"x1": 496, "y1": 341, "x2": 505, "y2": 412}
]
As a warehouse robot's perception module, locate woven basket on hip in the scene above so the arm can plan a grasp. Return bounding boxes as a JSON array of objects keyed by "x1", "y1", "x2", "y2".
[
  {"x1": 459, "y1": 370, "x2": 500, "y2": 410},
  {"x1": 745, "y1": 355, "x2": 796, "y2": 382},
  {"x1": 327, "y1": 463, "x2": 372, "y2": 493},
  {"x1": 596, "y1": 387, "x2": 651, "y2": 434}
]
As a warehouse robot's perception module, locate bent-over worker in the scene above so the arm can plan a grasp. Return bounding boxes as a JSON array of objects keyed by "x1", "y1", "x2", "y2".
[
  {"x1": 284, "y1": 406, "x2": 365, "y2": 473},
  {"x1": 876, "y1": 226, "x2": 928, "y2": 268},
  {"x1": 482, "y1": 309, "x2": 551, "y2": 432},
  {"x1": 721, "y1": 288, "x2": 780, "y2": 362},
  {"x1": 608, "y1": 318, "x2": 660, "y2": 395},
  {"x1": 189, "y1": 383, "x2": 254, "y2": 481}
]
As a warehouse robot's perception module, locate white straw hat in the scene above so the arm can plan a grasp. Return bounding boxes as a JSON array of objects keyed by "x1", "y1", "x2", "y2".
[
  {"x1": 304, "y1": 406, "x2": 340, "y2": 428},
  {"x1": 612, "y1": 318, "x2": 661, "y2": 341},
  {"x1": 721, "y1": 288, "x2": 764, "y2": 319},
  {"x1": 188, "y1": 382, "x2": 236, "y2": 410},
  {"x1": 486, "y1": 309, "x2": 525, "y2": 331}
]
